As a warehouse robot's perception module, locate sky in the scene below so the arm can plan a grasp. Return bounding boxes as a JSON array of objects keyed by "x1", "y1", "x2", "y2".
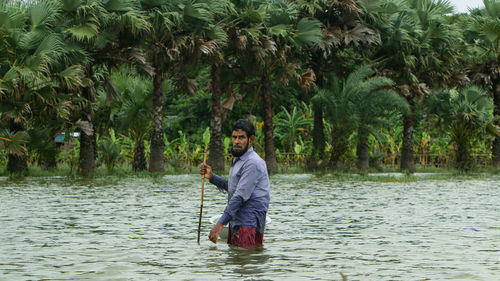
[{"x1": 449, "y1": 0, "x2": 485, "y2": 13}]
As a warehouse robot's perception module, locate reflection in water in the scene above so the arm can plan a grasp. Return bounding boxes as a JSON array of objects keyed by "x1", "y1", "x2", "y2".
[
  {"x1": 225, "y1": 246, "x2": 270, "y2": 276},
  {"x1": 0, "y1": 175, "x2": 499, "y2": 280},
  {"x1": 205, "y1": 245, "x2": 271, "y2": 277}
]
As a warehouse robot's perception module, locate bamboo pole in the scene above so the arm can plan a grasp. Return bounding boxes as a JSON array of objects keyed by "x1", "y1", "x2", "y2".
[{"x1": 197, "y1": 151, "x2": 207, "y2": 244}]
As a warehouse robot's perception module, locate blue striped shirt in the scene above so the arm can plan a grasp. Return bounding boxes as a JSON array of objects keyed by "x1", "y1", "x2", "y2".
[{"x1": 209, "y1": 147, "x2": 270, "y2": 234}]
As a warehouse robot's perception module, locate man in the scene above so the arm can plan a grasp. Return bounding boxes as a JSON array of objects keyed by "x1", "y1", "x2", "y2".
[{"x1": 200, "y1": 119, "x2": 270, "y2": 247}]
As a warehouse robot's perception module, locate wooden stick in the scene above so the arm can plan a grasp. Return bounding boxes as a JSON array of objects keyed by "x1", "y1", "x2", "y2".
[{"x1": 197, "y1": 151, "x2": 207, "y2": 244}]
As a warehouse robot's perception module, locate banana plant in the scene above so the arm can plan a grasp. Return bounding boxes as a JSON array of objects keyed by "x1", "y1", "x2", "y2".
[
  {"x1": 98, "y1": 129, "x2": 122, "y2": 173},
  {"x1": 203, "y1": 127, "x2": 210, "y2": 159},
  {"x1": 223, "y1": 136, "x2": 231, "y2": 164}
]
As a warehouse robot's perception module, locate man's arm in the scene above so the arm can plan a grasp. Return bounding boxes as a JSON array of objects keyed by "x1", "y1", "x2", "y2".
[
  {"x1": 201, "y1": 163, "x2": 228, "y2": 192},
  {"x1": 210, "y1": 174, "x2": 228, "y2": 193}
]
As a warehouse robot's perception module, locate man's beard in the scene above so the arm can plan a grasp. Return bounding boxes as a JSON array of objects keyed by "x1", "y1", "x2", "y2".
[{"x1": 230, "y1": 141, "x2": 249, "y2": 157}]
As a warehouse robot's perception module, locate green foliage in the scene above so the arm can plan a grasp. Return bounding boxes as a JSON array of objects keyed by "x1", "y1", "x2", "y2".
[
  {"x1": 428, "y1": 86, "x2": 494, "y2": 135},
  {"x1": 0, "y1": 130, "x2": 28, "y2": 156},
  {"x1": 427, "y1": 86, "x2": 495, "y2": 170},
  {"x1": 0, "y1": 0, "x2": 498, "y2": 175},
  {"x1": 274, "y1": 102, "x2": 313, "y2": 152},
  {"x1": 293, "y1": 17, "x2": 323, "y2": 47},
  {"x1": 98, "y1": 129, "x2": 122, "y2": 172},
  {"x1": 315, "y1": 65, "x2": 408, "y2": 166},
  {"x1": 202, "y1": 127, "x2": 210, "y2": 150},
  {"x1": 111, "y1": 67, "x2": 152, "y2": 142}
]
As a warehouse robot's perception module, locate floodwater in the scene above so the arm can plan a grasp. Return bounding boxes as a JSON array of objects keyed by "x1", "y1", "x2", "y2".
[{"x1": 0, "y1": 174, "x2": 498, "y2": 280}]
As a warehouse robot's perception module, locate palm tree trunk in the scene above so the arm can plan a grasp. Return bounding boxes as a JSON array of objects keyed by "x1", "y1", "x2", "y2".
[
  {"x1": 307, "y1": 101, "x2": 326, "y2": 170},
  {"x1": 492, "y1": 78, "x2": 500, "y2": 168},
  {"x1": 261, "y1": 76, "x2": 278, "y2": 174},
  {"x1": 79, "y1": 130, "x2": 95, "y2": 175},
  {"x1": 133, "y1": 140, "x2": 147, "y2": 171},
  {"x1": 400, "y1": 99, "x2": 415, "y2": 172},
  {"x1": 149, "y1": 72, "x2": 165, "y2": 172},
  {"x1": 356, "y1": 127, "x2": 370, "y2": 171},
  {"x1": 208, "y1": 64, "x2": 225, "y2": 172},
  {"x1": 79, "y1": 86, "x2": 96, "y2": 176},
  {"x1": 7, "y1": 120, "x2": 28, "y2": 174},
  {"x1": 456, "y1": 137, "x2": 471, "y2": 171},
  {"x1": 329, "y1": 144, "x2": 342, "y2": 169},
  {"x1": 329, "y1": 128, "x2": 349, "y2": 169}
]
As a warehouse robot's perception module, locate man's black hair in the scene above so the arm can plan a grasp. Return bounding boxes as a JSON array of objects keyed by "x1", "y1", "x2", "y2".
[{"x1": 232, "y1": 119, "x2": 255, "y2": 137}]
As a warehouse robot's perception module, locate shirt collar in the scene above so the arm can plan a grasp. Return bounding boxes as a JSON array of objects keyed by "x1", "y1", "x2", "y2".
[
  {"x1": 240, "y1": 146, "x2": 254, "y2": 161},
  {"x1": 233, "y1": 146, "x2": 254, "y2": 164}
]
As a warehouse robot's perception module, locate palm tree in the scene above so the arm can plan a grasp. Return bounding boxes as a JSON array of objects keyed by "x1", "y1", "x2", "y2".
[
  {"x1": 103, "y1": 68, "x2": 152, "y2": 171},
  {"x1": 353, "y1": 68, "x2": 409, "y2": 171},
  {"x1": 59, "y1": 0, "x2": 150, "y2": 176},
  {"x1": 463, "y1": 0, "x2": 500, "y2": 167},
  {"x1": 141, "y1": 0, "x2": 223, "y2": 172},
  {"x1": 315, "y1": 80, "x2": 358, "y2": 168},
  {"x1": 0, "y1": 0, "x2": 32, "y2": 174},
  {"x1": 0, "y1": 0, "x2": 84, "y2": 174},
  {"x1": 222, "y1": 0, "x2": 285, "y2": 173},
  {"x1": 315, "y1": 65, "x2": 408, "y2": 169},
  {"x1": 200, "y1": 0, "x2": 236, "y2": 172},
  {"x1": 230, "y1": 0, "x2": 322, "y2": 173},
  {"x1": 298, "y1": 0, "x2": 382, "y2": 170},
  {"x1": 373, "y1": 0, "x2": 460, "y2": 172},
  {"x1": 427, "y1": 86, "x2": 496, "y2": 171},
  {"x1": 141, "y1": 0, "x2": 183, "y2": 172}
]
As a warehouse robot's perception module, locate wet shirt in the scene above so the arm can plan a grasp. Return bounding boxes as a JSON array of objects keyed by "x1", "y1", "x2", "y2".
[{"x1": 209, "y1": 147, "x2": 270, "y2": 234}]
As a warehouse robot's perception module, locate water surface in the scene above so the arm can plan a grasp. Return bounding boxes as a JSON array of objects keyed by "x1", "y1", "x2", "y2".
[{"x1": 1, "y1": 174, "x2": 498, "y2": 280}]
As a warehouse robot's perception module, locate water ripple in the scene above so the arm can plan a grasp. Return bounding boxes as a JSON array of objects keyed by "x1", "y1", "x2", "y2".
[{"x1": 0, "y1": 175, "x2": 498, "y2": 280}]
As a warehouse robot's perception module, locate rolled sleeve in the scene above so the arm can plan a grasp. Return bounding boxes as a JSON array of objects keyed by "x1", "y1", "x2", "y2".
[{"x1": 218, "y1": 212, "x2": 232, "y2": 225}]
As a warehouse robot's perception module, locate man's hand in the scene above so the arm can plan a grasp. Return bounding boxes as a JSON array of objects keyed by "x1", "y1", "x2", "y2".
[
  {"x1": 209, "y1": 222, "x2": 224, "y2": 244},
  {"x1": 200, "y1": 163, "x2": 213, "y2": 180}
]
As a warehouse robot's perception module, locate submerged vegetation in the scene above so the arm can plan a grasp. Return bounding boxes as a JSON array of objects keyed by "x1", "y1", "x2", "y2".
[{"x1": 0, "y1": 0, "x2": 499, "y2": 178}]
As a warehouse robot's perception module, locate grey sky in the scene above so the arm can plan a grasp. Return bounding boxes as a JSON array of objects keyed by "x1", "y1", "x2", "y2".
[{"x1": 449, "y1": 0, "x2": 485, "y2": 13}]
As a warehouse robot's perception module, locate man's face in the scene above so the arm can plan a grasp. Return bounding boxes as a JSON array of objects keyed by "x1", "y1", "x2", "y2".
[{"x1": 231, "y1": 129, "x2": 253, "y2": 157}]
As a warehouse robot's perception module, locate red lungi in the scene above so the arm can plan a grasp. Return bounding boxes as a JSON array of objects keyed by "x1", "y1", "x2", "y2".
[{"x1": 227, "y1": 225, "x2": 264, "y2": 247}]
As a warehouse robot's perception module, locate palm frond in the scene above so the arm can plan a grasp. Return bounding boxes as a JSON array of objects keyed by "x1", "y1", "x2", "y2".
[
  {"x1": 0, "y1": 78, "x2": 6, "y2": 98},
  {"x1": 482, "y1": 0, "x2": 500, "y2": 19},
  {"x1": 207, "y1": 23, "x2": 228, "y2": 43},
  {"x1": 30, "y1": 0, "x2": 60, "y2": 29},
  {"x1": 35, "y1": 33, "x2": 64, "y2": 58},
  {"x1": 199, "y1": 40, "x2": 220, "y2": 56},
  {"x1": 0, "y1": 130, "x2": 28, "y2": 155},
  {"x1": 243, "y1": 26, "x2": 264, "y2": 42},
  {"x1": 183, "y1": 1, "x2": 212, "y2": 23},
  {"x1": 119, "y1": 9, "x2": 151, "y2": 35},
  {"x1": 57, "y1": 65, "x2": 84, "y2": 89},
  {"x1": 67, "y1": 23, "x2": 100, "y2": 42},
  {"x1": 61, "y1": 0, "x2": 80, "y2": 13},
  {"x1": 104, "y1": 0, "x2": 134, "y2": 12},
  {"x1": 267, "y1": 24, "x2": 289, "y2": 38},
  {"x1": 292, "y1": 17, "x2": 322, "y2": 47},
  {"x1": 0, "y1": 3, "x2": 26, "y2": 30},
  {"x1": 344, "y1": 24, "x2": 381, "y2": 46}
]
